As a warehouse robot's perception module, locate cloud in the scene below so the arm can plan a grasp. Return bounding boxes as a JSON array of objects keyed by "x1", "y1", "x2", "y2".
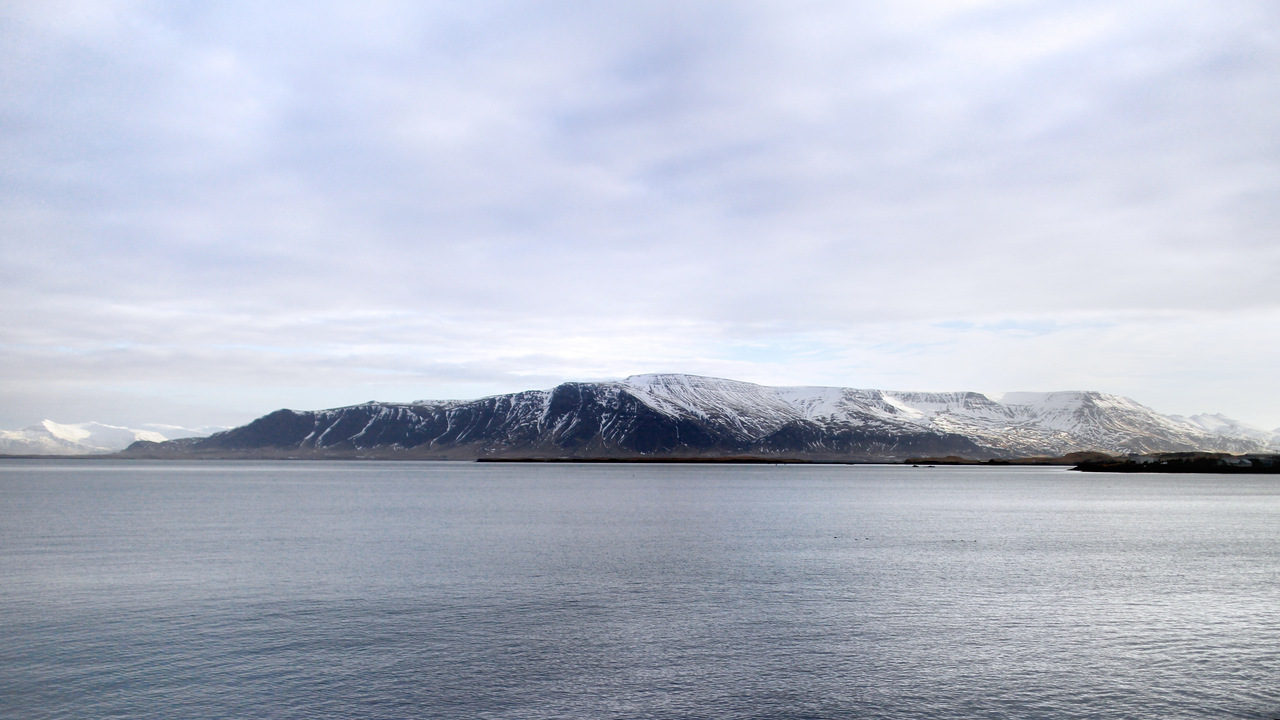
[{"x1": 2, "y1": 0, "x2": 1279, "y2": 428}]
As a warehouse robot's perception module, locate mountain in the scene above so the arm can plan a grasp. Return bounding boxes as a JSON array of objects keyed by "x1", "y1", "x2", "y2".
[
  {"x1": 1167, "y1": 413, "x2": 1280, "y2": 448},
  {"x1": 0, "y1": 420, "x2": 223, "y2": 456},
  {"x1": 120, "y1": 374, "x2": 1280, "y2": 461}
]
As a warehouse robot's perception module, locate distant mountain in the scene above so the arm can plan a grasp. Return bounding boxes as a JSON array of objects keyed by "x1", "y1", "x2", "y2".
[
  {"x1": 1166, "y1": 413, "x2": 1280, "y2": 447},
  {"x1": 120, "y1": 374, "x2": 1280, "y2": 461},
  {"x1": 0, "y1": 420, "x2": 223, "y2": 455}
]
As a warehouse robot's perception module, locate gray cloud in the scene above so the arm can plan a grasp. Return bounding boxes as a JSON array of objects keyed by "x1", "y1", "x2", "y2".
[{"x1": 3, "y1": 0, "x2": 1279, "y2": 428}]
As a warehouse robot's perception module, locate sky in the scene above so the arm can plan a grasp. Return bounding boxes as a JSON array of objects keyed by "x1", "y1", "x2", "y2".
[{"x1": 2, "y1": 0, "x2": 1279, "y2": 431}]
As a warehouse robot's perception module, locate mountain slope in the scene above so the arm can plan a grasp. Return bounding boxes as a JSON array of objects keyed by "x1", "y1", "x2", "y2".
[{"x1": 121, "y1": 374, "x2": 1279, "y2": 460}]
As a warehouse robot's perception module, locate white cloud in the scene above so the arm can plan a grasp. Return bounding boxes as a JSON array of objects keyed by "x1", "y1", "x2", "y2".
[{"x1": 2, "y1": 0, "x2": 1278, "y2": 429}]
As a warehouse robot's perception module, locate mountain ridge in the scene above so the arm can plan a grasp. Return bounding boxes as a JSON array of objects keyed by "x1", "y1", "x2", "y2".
[{"x1": 119, "y1": 374, "x2": 1280, "y2": 461}]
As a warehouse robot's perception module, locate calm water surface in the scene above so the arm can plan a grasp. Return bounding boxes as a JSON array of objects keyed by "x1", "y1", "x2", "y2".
[{"x1": 1, "y1": 460, "x2": 1278, "y2": 719}]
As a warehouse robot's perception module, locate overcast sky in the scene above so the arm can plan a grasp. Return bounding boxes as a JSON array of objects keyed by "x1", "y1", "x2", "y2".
[{"x1": 2, "y1": 0, "x2": 1278, "y2": 430}]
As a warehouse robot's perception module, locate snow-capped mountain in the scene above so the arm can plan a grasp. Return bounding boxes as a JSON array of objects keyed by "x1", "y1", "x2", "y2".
[
  {"x1": 1166, "y1": 413, "x2": 1280, "y2": 448},
  {"x1": 0, "y1": 420, "x2": 222, "y2": 455},
  {"x1": 121, "y1": 374, "x2": 1279, "y2": 461}
]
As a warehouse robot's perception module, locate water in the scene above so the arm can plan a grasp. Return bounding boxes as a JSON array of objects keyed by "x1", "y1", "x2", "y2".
[{"x1": 1, "y1": 460, "x2": 1278, "y2": 719}]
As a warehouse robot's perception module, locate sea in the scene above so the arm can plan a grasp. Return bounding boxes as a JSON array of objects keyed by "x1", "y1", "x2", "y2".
[{"x1": 1, "y1": 460, "x2": 1277, "y2": 720}]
